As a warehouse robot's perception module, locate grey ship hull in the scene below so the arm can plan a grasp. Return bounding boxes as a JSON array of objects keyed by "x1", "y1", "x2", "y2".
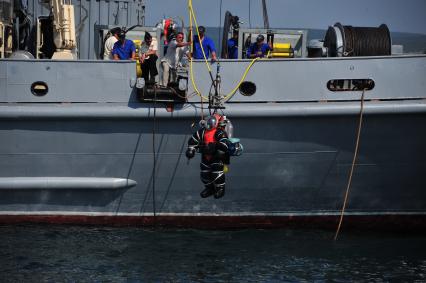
[{"x1": 0, "y1": 56, "x2": 425, "y2": 229}]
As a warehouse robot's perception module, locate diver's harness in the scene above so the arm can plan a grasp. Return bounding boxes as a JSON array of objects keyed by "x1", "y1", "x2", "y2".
[
  {"x1": 188, "y1": 60, "x2": 243, "y2": 163},
  {"x1": 190, "y1": 116, "x2": 243, "y2": 158}
]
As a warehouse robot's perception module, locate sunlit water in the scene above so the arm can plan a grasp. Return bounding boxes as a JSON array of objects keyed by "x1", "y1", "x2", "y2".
[{"x1": 0, "y1": 225, "x2": 425, "y2": 282}]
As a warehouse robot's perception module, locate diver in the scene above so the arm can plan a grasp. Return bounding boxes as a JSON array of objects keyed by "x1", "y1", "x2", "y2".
[{"x1": 186, "y1": 114, "x2": 229, "y2": 199}]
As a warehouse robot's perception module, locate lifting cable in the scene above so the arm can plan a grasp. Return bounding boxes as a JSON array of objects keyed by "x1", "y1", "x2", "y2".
[
  {"x1": 152, "y1": 86, "x2": 158, "y2": 226},
  {"x1": 334, "y1": 89, "x2": 366, "y2": 240},
  {"x1": 188, "y1": 0, "x2": 261, "y2": 105}
]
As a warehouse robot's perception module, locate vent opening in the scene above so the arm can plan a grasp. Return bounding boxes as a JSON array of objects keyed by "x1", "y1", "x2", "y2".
[{"x1": 327, "y1": 79, "x2": 374, "y2": 92}]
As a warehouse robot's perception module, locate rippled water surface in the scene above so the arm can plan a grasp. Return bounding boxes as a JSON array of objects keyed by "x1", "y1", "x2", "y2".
[{"x1": 0, "y1": 225, "x2": 425, "y2": 282}]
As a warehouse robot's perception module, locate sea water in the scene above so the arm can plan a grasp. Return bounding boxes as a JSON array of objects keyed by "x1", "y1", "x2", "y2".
[{"x1": 0, "y1": 225, "x2": 425, "y2": 282}]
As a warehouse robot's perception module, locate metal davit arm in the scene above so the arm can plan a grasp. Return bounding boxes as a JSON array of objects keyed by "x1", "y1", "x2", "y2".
[{"x1": 50, "y1": 0, "x2": 77, "y2": 59}]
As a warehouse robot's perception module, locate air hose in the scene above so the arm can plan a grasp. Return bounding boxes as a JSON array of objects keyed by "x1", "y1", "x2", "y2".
[{"x1": 187, "y1": 0, "x2": 262, "y2": 102}]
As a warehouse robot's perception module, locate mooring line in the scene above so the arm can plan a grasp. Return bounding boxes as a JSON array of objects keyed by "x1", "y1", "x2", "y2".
[{"x1": 334, "y1": 89, "x2": 365, "y2": 240}]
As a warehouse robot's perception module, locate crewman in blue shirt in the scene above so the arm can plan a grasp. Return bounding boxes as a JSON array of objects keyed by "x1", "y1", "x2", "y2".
[
  {"x1": 192, "y1": 26, "x2": 217, "y2": 61},
  {"x1": 112, "y1": 30, "x2": 136, "y2": 60},
  {"x1": 227, "y1": 30, "x2": 239, "y2": 59},
  {"x1": 246, "y1": 34, "x2": 272, "y2": 58}
]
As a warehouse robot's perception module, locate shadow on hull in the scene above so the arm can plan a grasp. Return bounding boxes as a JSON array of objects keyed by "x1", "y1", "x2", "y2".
[{"x1": 0, "y1": 189, "x2": 128, "y2": 206}]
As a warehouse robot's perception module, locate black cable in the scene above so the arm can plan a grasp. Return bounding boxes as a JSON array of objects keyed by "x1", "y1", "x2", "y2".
[
  {"x1": 208, "y1": 82, "x2": 214, "y2": 115},
  {"x1": 325, "y1": 23, "x2": 391, "y2": 57},
  {"x1": 169, "y1": 86, "x2": 187, "y2": 99},
  {"x1": 343, "y1": 25, "x2": 390, "y2": 56},
  {"x1": 152, "y1": 86, "x2": 157, "y2": 226}
]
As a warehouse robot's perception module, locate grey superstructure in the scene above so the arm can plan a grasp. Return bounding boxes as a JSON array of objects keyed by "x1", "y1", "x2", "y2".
[{"x1": 0, "y1": 0, "x2": 425, "y2": 229}]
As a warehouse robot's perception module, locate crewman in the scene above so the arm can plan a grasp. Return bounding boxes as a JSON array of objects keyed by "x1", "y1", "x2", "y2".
[
  {"x1": 139, "y1": 32, "x2": 158, "y2": 83},
  {"x1": 246, "y1": 34, "x2": 272, "y2": 58},
  {"x1": 103, "y1": 27, "x2": 121, "y2": 60},
  {"x1": 112, "y1": 30, "x2": 136, "y2": 60},
  {"x1": 186, "y1": 114, "x2": 229, "y2": 199},
  {"x1": 192, "y1": 26, "x2": 217, "y2": 61},
  {"x1": 227, "y1": 30, "x2": 239, "y2": 59}
]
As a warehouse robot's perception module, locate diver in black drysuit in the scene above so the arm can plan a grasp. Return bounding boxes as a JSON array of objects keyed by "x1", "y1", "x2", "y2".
[{"x1": 186, "y1": 114, "x2": 229, "y2": 199}]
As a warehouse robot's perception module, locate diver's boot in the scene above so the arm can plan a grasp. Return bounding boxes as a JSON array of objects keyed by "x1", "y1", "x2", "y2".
[
  {"x1": 200, "y1": 184, "x2": 215, "y2": 198},
  {"x1": 214, "y1": 185, "x2": 225, "y2": 199}
]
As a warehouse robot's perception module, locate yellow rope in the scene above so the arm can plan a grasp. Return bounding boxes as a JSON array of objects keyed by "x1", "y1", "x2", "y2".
[
  {"x1": 223, "y1": 57, "x2": 260, "y2": 99},
  {"x1": 188, "y1": 0, "x2": 208, "y2": 101},
  {"x1": 334, "y1": 89, "x2": 366, "y2": 240},
  {"x1": 189, "y1": 55, "x2": 208, "y2": 100},
  {"x1": 187, "y1": 0, "x2": 260, "y2": 102},
  {"x1": 189, "y1": 1, "x2": 211, "y2": 73}
]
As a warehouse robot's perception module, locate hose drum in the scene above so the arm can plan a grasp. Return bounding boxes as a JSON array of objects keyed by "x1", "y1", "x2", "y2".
[{"x1": 324, "y1": 23, "x2": 391, "y2": 57}]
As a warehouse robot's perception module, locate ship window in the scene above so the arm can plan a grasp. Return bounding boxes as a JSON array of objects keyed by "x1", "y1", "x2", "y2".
[
  {"x1": 239, "y1": 81, "x2": 256, "y2": 96},
  {"x1": 31, "y1": 81, "x2": 49, "y2": 96},
  {"x1": 327, "y1": 79, "x2": 374, "y2": 91}
]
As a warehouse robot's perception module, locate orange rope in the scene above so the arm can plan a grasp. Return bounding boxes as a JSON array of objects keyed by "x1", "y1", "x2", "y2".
[{"x1": 334, "y1": 89, "x2": 366, "y2": 240}]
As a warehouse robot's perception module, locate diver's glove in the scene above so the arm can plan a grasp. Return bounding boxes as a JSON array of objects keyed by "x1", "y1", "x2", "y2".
[{"x1": 186, "y1": 148, "x2": 196, "y2": 159}]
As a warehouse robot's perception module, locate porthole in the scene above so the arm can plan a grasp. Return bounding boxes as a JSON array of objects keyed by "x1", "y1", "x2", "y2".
[
  {"x1": 239, "y1": 81, "x2": 256, "y2": 96},
  {"x1": 31, "y1": 81, "x2": 49, "y2": 96}
]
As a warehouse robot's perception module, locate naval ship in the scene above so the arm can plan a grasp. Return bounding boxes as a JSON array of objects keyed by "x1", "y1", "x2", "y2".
[{"x1": 0, "y1": 0, "x2": 425, "y2": 231}]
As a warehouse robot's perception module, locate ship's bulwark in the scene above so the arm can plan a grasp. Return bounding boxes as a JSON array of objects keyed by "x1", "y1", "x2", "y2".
[{"x1": 0, "y1": 58, "x2": 425, "y2": 229}]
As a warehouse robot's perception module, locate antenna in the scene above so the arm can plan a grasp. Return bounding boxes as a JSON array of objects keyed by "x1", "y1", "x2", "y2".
[
  {"x1": 249, "y1": 0, "x2": 252, "y2": 28},
  {"x1": 262, "y1": 0, "x2": 269, "y2": 29},
  {"x1": 219, "y1": 0, "x2": 223, "y2": 51}
]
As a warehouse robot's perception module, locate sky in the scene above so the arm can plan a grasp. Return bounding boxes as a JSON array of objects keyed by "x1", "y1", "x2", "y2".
[{"x1": 145, "y1": 0, "x2": 426, "y2": 34}]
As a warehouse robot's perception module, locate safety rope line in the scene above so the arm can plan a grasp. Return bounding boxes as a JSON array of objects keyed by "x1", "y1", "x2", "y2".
[
  {"x1": 189, "y1": 0, "x2": 219, "y2": 111},
  {"x1": 188, "y1": 0, "x2": 208, "y2": 102},
  {"x1": 188, "y1": 0, "x2": 206, "y2": 120},
  {"x1": 334, "y1": 89, "x2": 366, "y2": 240},
  {"x1": 189, "y1": 1, "x2": 214, "y2": 79}
]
